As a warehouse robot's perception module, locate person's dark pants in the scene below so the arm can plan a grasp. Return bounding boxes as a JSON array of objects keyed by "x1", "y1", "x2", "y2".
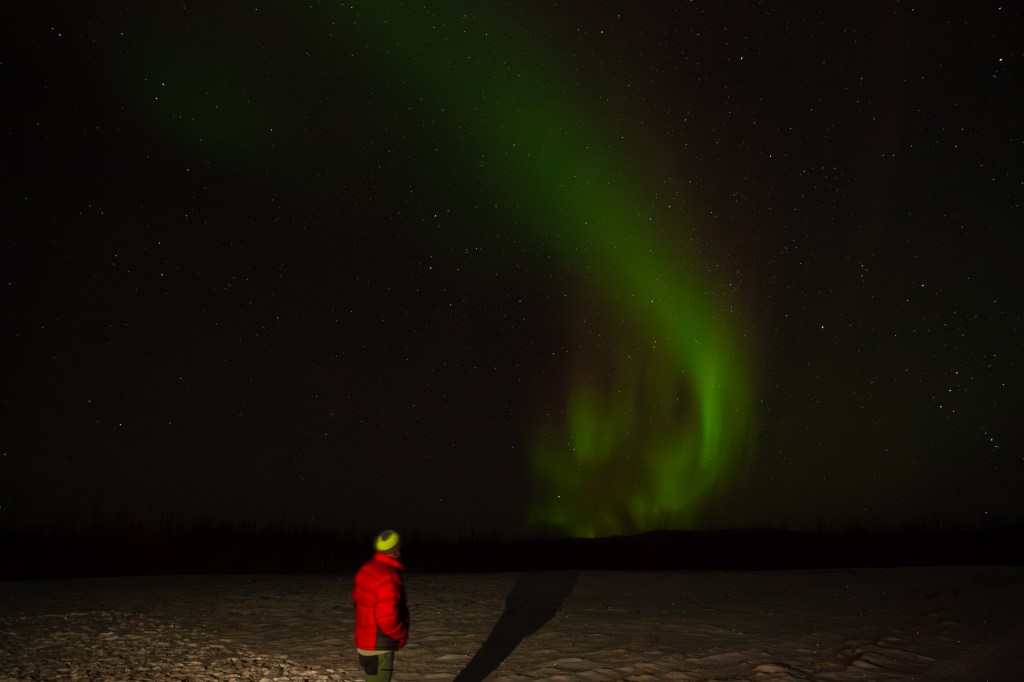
[{"x1": 359, "y1": 651, "x2": 394, "y2": 682}]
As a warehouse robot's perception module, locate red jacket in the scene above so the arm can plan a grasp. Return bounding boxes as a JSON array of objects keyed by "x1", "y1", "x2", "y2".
[{"x1": 353, "y1": 552, "x2": 408, "y2": 651}]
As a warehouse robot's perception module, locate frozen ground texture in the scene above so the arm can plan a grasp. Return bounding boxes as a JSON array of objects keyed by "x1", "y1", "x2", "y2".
[{"x1": 1, "y1": 567, "x2": 1021, "y2": 681}]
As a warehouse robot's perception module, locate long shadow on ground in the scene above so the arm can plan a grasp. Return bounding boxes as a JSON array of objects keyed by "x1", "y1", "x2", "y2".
[{"x1": 453, "y1": 571, "x2": 578, "y2": 682}]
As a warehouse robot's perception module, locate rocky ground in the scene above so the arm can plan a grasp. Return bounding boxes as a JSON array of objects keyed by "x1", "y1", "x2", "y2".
[
  {"x1": 2, "y1": 568, "x2": 1022, "y2": 681},
  {"x1": 0, "y1": 610, "x2": 352, "y2": 682}
]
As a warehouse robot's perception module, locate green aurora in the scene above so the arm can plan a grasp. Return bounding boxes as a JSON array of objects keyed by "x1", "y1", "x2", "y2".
[{"x1": 122, "y1": 3, "x2": 757, "y2": 537}]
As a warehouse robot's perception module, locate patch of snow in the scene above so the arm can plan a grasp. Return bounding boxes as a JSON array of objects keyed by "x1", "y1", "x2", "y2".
[{"x1": 0, "y1": 566, "x2": 1021, "y2": 680}]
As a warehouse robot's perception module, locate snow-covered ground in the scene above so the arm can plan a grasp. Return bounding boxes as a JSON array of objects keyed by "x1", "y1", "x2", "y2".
[{"x1": 1, "y1": 567, "x2": 1021, "y2": 681}]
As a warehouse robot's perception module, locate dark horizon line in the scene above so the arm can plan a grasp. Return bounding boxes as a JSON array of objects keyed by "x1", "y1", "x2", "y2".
[{"x1": 2, "y1": 511, "x2": 1020, "y2": 541}]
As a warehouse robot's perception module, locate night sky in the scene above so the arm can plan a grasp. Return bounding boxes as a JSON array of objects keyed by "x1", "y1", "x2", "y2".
[{"x1": 5, "y1": 2, "x2": 1022, "y2": 539}]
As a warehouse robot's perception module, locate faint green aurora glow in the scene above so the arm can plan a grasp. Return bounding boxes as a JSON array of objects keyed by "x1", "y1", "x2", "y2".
[
  {"x1": 125, "y1": 3, "x2": 757, "y2": 536},
  {"x1": 339, "y1": 9, "x2": 757, "y2": 536}
]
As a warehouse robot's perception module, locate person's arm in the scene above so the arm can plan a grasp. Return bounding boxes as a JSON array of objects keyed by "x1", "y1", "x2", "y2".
[{"x1": 374, "y1": 576, "x2": 408, "y2": 647}]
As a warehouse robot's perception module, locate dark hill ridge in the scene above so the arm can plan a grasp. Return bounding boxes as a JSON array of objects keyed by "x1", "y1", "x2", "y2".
[
  {"x1": 429, "y1": 525, "x2": 1024, "y2": 572},
  {"x1": 3, "y1": 525, "x2": 1022, "y2": 578}
]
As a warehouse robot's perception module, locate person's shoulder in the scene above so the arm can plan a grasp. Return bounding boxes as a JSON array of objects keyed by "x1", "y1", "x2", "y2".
[
  {"x1": 356, "y1": 558, "x2": 383, "y2": 579},
  {"x1": 373, "y1": 557, "x2": 405, "y2": 582},
  {"x1": 359, "y1": 557, "x2": 394, "y2": 578}
]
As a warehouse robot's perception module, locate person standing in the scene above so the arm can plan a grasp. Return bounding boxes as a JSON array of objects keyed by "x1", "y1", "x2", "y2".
[{"x1": 353, "y1": 530, "x2": 409, "y2": 682}]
